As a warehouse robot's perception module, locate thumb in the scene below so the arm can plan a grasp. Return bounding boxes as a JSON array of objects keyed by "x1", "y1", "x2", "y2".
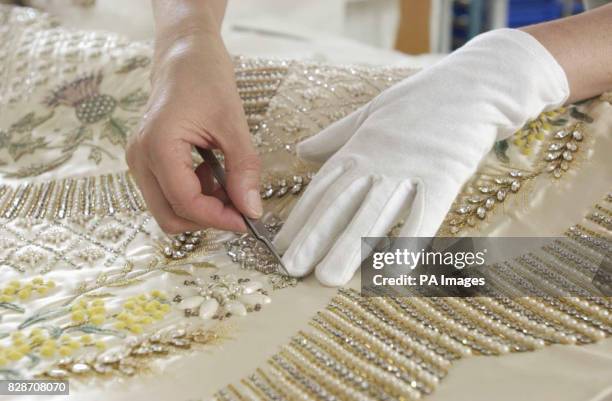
[
  {"x1": 297, "y1": 104, "x2": 368, "y2": 163},
  {"x1": 222, "y1": 137, "x2": 263, "y2": 220}
]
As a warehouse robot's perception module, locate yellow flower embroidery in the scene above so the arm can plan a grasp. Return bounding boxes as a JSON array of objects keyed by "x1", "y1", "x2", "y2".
[
  {"x1": 113, "y1": 291, "x2": 170, "y2": 334},
  {"x1": 70, "y1": 298, "x2": 107, "y2": 325},
  {"x1": 512, "y1": 108, "x2": 565, "y2": 155},
  {"x1": 0, "y1": 278, "x2": 56, "y2": 303}
]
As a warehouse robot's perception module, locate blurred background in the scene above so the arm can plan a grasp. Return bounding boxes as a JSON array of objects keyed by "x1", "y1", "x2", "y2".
[{"x1": 7, "y1": 0, "x2": 598, "y2": 66}]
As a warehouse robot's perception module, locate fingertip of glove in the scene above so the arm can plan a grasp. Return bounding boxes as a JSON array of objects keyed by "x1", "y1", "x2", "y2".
[
  {"x1": 281, "y1": 255, "x2": 313, "y2": 278},
  {"x1": 315, "y1": 267, "x2": 350, "y2": 287},
  {"x1": 296, "y1": 141, "x2": 326, "y2": 163}
]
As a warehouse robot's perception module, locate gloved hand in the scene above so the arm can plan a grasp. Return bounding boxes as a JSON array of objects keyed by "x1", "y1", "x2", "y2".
[{"x1": 274, "y1": 29, "x2": 569, "y2": 286}]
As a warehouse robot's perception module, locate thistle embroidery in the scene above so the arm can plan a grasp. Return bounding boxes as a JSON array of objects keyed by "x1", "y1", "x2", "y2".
[
  {"x1": 0, "y1": 72, "x2": 147, "y2": 178},
  {"x1": 45, "y1": 71, "x2": 144, "y2": 147}
]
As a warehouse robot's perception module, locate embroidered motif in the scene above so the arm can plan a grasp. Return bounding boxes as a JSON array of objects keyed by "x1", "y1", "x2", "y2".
[{"x1": 440, "y1": 100, "x2": 597, "y2": 236}]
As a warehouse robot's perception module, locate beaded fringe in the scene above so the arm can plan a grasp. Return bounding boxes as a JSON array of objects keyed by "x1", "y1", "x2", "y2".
[
  {"x1": 0, "y1": 172, "x2": 146, "y2": 220},
  {"x1": 215, "y1": 197, "x2": 612, "y2": 401}
]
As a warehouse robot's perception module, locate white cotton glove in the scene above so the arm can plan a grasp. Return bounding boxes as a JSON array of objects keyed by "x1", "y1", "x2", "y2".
[{"x1": 274, "y1": 29, "x2": 569, "y2": 286}]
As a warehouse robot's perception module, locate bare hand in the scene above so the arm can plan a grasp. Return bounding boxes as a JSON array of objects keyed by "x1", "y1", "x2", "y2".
[{"x1": 126, "y1": 32, "x2": 262, "y2": 234}]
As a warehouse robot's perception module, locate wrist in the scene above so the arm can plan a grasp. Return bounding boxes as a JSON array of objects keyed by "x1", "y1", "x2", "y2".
[
  {"x1": 154, "y1": 20, "x2": 220, "y2": 59},
  {"x1": 152, "y1": 29, "x2": 228, "y2": 85}
]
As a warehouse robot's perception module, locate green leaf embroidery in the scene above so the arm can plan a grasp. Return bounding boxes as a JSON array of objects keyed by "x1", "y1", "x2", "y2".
[
  {"x1": 570, "y1": 108, "x2": 594, "y2": 123},
  {"x1": 106, "y1": 278, "x2": 144, "y2": 288},
  {"x1": 68, "y1": 324, "x2": 126, "y2": 338},
  {"x1": 26, "y1": 353, "x2": 41, "y2": 369},
  {"x1": 3, "y1": 153, "x2": 72, "y2": 178},
  {"x1": 18, "y1": 306, "x2": 70, "y2": 330},
  {"x1": 102, "y1": 117, "x2": 130, "y2": 146},
  {"x1": 115, "y1": 55, "x2": 151, "y2": 74},
  {"x1": 0, "y1": 302, "x2": 25, "y2": 313},
  {"x1": 494, "y1": 140, "x2": 509, "y2": 163},
  {"x1": 193, "y1": 261, "x2": 217, "y2": 269},
  {"x1": 551, "y1": 118, "x2": 569, "y2": 126},
  {"x1": 119, "y1": 89, "x2": 149, "y2": 111},
  {"x1": 85, "y1": 292, "x2": 115, "y2": 299},
  {"x1": 163, "y1": 268, "x2": 193, "y2": 276},
  {"x1": 45, "y1": 325, "x2": 64, "y2": 339},
  {"x1": 7, "y1": 134, "x2": 48, "y2": 161},
  {"x1": 0, "y1": 369, "x2": 22, "y2": 380},
  {"x1": 88, "y1": 147, "x2": 102, "y2": 164},
  {"x1": 8, "y1": 111, "x2": 54, "y2": 134},
  {"x1": 60, "y1": 126, "x2": 90, "y2": 148}
]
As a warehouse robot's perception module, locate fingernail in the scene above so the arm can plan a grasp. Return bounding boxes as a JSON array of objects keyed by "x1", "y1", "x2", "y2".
[{"x1": 246, "y1": 189, "x2": 263, "y2": 218}]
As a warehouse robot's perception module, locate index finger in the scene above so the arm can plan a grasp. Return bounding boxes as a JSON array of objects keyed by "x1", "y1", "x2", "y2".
[{"x1": 149, "y1": 138, "x2": 246, "y2": 232}]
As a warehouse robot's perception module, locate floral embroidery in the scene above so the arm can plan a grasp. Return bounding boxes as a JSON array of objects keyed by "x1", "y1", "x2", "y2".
[
  {"x1": 38, "y1": 325, "x2": 226, "y2": 379},
  {"x1": 112, "y1": 293, "x2": 171, "y2": 334},
  {"x1": 440, "y1": 100, "x2": 596, "y2": 236},
  {"x1": 0, "y1": 278, "x2": 55, "y2": 305},
  {"x1": 114, "y1": 55, "x2": 151, "y2": 75},
  {"x1": 508, "y1": 108, "x2": 566, "y2": 157},
  {"x1": 0, "y1": 72, "x2": 147, "y2": 178},
  {"x1": 1, "y1": 6, "x2": 610, "y2": 389}
]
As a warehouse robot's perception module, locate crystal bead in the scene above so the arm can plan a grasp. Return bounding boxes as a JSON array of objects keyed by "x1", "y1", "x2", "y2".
[
  {"x1": 169, "y1": 339, "x2": 190, "y2": 348},
  {"x1": 99, "y1": 353, "x2": 120, "y2": 364},
  {"x1": 476, "y1": 207, "x2": 486, "y2": 219},
  {"x1": 178, "y1": 296, "x2": 204, "y2": 310},
  {"x1": 46, "y1": 369, "x2": 68, "y2": 378},
  {"x1": 199, "y1": 298, "x2": 219, "y2": 320},
  {"x1": 276, "y1": 186, "x2": 288, "y2": 197},
  {"x1": 566, "y1": 141, "x2": 577, "y2": 151},
  {"x1": 262, "y1": 186, "x2": 275, "y2": 199},
  {"x1": 71, "y1": 363, "x2": 91, "y2": 374},
  {"x1": 290, "y1": 184, "x2": 302, "y2": 194},
  {"x1": 93, "y1": 363, "x2": 112, "y2": 373},
  {"x1": 225, "y1": 300, "x2": 247, "y2": 317},
  {"x1": 170, "y1": 329, "x2": 186, "y2": 338},
  {"x1": 172, "y1": 250, "x2": 186, "y2": 259}
]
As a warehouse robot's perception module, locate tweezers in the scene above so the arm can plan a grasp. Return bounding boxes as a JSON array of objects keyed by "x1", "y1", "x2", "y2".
[{"x1": 196, "y1": 147, "x2": 289, "y2": 276}]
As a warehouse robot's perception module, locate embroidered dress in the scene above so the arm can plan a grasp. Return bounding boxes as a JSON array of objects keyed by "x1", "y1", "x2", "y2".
[{"x1": 0, "y1": 5, "x2": 610, "y2": 400}]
